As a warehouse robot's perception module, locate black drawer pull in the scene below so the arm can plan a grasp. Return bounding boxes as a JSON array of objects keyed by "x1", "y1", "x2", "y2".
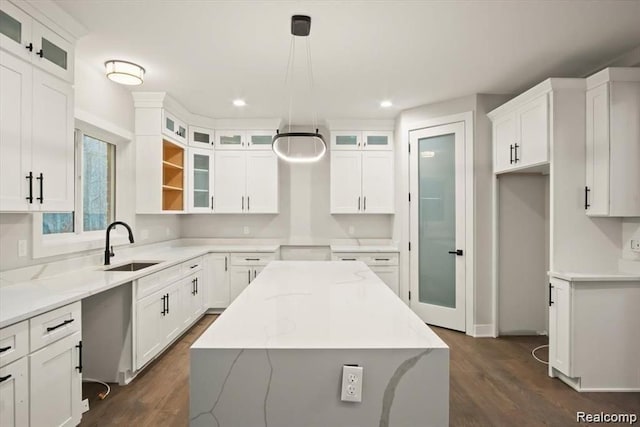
[
  {"x1": 374, "y1": 258, "x2": 390, "y2": 261},
  {"x1": 0, "y1": 346, "x2": 11, "y2": 353},
  {"x1": 36, "y1": 173, "x2": 43, "y2": 203},
  {"x1": 26, "y1": 172, "x2": 33, "y2": 203},
  {"x1": 584, "y1": 187, "x2": 590, "y2": 210},
  {"x1": 161, "y1": 294, "x2": 167, "y2": 315},
  {"x1": 0, "y1": 374, "x2": 11, "y2": 383},
  {"x1": 245, "y1": 258, "x2": 260, "y2": 261},
  {"x1": 75, "y1": 341, "x2": 83, "y2": 373},
  {"x1": 190, "y1": 264, "x2": 199, "y2": 269},
  {"x1": 341, "y1": 258, "x2": 357, "y2": 261},
  {"x1": 46, "y1": 318, "x2": 74, "y2": 332}
]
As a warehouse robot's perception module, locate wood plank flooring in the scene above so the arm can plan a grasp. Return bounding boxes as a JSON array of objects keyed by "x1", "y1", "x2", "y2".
[{"x1": 80, "y1": 315, "x2": 639, "y2": 426}]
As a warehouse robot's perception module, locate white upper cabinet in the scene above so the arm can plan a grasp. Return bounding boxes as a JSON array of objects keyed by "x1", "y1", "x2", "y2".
[
  {"x1": 188, "y1": 126, "x2": 214, "y2": 149},
  {"x1": 187, "y1": 147, "x2": 214, "y2": 213},
  {"x1": 331, "y1": 130, "x2": 393, "y2": 151},
  {"x1": 361, "y1": 151, "x2": 394, "y2": 213},
  {"x1": 585, "y1": 68, "x2": 640, "y2": 217},
  {"x1": 162, "y1": 110, "x2": 187, "y2": 145},
  {"x1": 213, "y1": 150, "x2": 278, "y2": 213},
  {"x1": 491, "y1": 93, "x2": 549, "y2": 173},
  {"x1": 215, "y1": 130, "x2": 275, "y2": 150},
  {"x1": 0, "y1": 50, "x2": 73, "y2": 212},
  {"x1": 330, "y1": 151, "x2": 362, "y2": 213},
  {"x1": 0, "y1": 1, "x2": 74, "y2": 83}
]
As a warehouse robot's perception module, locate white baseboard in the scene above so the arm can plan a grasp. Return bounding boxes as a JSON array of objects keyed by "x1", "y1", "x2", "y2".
[{"x1": 473, "y1": 324, "x2": 495, "y2": 338}]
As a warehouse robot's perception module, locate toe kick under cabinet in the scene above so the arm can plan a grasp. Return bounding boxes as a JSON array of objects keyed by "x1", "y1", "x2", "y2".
[
  {"x1": 548, "y1": 277, "x2": 640, "y2": 392},
  {"x1": 0, "y1": 302, "x2": 83, "y2": 427}
]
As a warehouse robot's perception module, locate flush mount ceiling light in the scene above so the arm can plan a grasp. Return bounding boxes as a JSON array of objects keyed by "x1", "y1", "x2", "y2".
[
  {"x1": 380, "y1": 100, "x2": 393, "y2": 108},
  {"x1": 233, "y1": 99, "x2": 246, "y2": 107},
  {"x1": 105, "y1": 60, "x2": 145, "y2": 85},
  {"x1": 272, "y1": 15, "x2": 326, "y2": 164}
]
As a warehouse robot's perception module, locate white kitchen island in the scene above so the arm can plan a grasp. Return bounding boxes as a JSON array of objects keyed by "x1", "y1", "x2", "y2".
[{"x1": 190, "y1": 261, "x2": 449, "y2": 427}]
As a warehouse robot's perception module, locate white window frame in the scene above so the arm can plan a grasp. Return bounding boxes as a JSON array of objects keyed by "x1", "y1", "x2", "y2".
[{"x1": 32, "y1": 117, "x2": 131, "y2": 259}]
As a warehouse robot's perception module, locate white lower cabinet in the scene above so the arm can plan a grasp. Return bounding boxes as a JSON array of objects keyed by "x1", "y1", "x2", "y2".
[
  {"x1": 134, "y1": 257, "x2": 207, "y2": 371},
  {"x1": 30, "y1": 331, "x2": 82, "y2": 427},
  {"x1": 0, "y1": 357, "x2": 28, "y2": 427},
  {"x1": 548, "y1": 276, "x2": 640, "y2": 391},
  {"x1": 332, "y1": 252, "x2": 399, "y2": 295},
  {"x1": 0, "y1": 302, "x2": 82, "y2": 427},
  {"x1": 207, "y1": 254, "x2": 230, "y2": 309},
  {"x1": 228, "y1": 253, "x2": 275, "y2": 302}
]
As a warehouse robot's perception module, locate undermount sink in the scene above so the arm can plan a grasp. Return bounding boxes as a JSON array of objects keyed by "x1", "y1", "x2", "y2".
[{"x1": 105, "y1": 262, "x2": 161, "y2": 272}]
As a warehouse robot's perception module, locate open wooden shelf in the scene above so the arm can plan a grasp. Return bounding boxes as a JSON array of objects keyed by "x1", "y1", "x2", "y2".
[{"x1": 162, "y1": 140, "x2": 184, "y2": 211}]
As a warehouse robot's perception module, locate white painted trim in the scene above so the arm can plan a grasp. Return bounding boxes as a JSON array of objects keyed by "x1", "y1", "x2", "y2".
[
  {"x1": 74, "y1": 109, "x2": 133, "y2": 143},
  {"x1": 326, "y1": 119, "x2": 395, "y2": 131},
  {"x1": 472, "y1": 324, "x2": 495, "y2": 338},
  {"x1": 491, "y1": 175, "x2": 499, "y2": 338},
  {"x1": 405, "y1": 111, "x2": 475, "y2": 335}
]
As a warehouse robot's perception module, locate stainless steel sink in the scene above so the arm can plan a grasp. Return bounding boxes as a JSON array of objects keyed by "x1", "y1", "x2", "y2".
[{"x1": 105, "y1": 262, "x2": 161, "y2": 272}]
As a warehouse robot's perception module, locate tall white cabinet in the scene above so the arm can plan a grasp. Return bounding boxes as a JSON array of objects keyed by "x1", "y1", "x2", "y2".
[
  {"x1": 0, "y1": 0, "x2": 76, "y2": 213},
  {"x1": 330, "y1": 130, "x2": 394, "y2": 214},
  {"x1": 585, "y1": 67, "x2": 640, "y2": 217}
]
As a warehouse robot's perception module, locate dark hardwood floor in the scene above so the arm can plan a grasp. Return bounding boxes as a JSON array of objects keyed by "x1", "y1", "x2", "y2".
[{"x1": 81, "y1": 315, "x2": 639, "y2": 426}]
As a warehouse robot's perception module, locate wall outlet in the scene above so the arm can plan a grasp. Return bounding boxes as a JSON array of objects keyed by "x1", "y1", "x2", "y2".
[
  {"x1": 243, "y1": 226, "x2": 250, "y2": 235},
  {"x1": 18, "y1": 240, "x2": 27, "y2": 257},
  {"x1": 81, "y1": 398, "x2": 90, "y2": 413},
  {"x1": 341, "y1": 365, "x2": 363, "y2": 403},
  {"x1": 631, "y1": 239, "x2": 640, "y2": 253},
  {"x1": 348, "y1": 226, "x2": 355, "y2": 235}
]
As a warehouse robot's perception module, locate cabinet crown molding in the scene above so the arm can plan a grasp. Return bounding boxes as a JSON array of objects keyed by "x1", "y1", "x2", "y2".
[
  {"x1": 487, "y1": 78, "x2": 585, "y2": 120},
  {"x1": 17, "y1": 0, "x2": 87, "y2": 42},
  {"x1": 586, "y1": 67, "x2": 640, "y2": 89},
  {"x1": 326, "y1": 119, "x2": 395, "y2": 131}
]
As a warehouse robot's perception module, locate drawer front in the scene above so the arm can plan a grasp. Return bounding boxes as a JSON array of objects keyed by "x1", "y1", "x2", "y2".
[
  {"x1": 29, "y1": 301, "x2": 81, "y2": 352},
  {"x1": 0, "y1": 321, "x2": 28, "y2": 368},
  {"x1": 230, "y1": 253, "x2": 276, "y2": 266},
  {"x1": 182, "y1": 256, "x2": 204, "y2": 274},
  {"x1": 137, "y1": 264, "x2": 181, "y2": 300},
  {"x1": 333, "y1": 252, "x2": 398, "y2": 266}
]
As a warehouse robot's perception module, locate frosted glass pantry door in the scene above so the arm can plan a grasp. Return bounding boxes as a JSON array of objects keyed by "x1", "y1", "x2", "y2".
[{"x1": 409, "y1": 122, "x2": 466, "y2": 332}]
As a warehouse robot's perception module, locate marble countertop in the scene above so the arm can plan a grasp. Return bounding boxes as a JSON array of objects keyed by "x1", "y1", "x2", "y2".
[
  {"x1": 192, "y1": 261, "x2": 447, "y2": 349},
  {"x1": 0, "y1": 243, "x2": 279, "y2": 329},
  {"x1": 549, "y1": 271, "x2": 640, "y2": 282},
  {"x1": 330, "y1": 245, "x2": 399, "y2": 253}
]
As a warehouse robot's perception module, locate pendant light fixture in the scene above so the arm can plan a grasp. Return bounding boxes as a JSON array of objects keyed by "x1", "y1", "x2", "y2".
[{"x1": 272, "y1": 15, "x2": 326, "y2": 163}]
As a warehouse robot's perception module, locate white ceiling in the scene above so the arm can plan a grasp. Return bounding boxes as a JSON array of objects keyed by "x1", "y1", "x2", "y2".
[{"x1": 57, "y1": 0, "x2": 640, "y2": 124}]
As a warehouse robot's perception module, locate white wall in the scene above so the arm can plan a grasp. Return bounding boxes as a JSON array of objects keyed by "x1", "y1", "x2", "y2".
[
  {"x1": 393, "y1": 94, "x2": 509, "y2": 334},
  {"x1": 0, "y1": 58, "x2": 178, "y2": 271},
  {"x1": 181, "y1": 126, "x2": 393, "y2": 242},
  {"x1": 621, "y1": 218, "x2": 640, "y2": 272}
]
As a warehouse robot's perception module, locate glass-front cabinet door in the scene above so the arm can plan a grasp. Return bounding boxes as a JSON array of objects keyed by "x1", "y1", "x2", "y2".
[
  {"x1": 188, "y1": 148, "x2": 214, "y2": 212},
  {"x1": 331, "y1": 131, "x2": 362, "y2": 150},
  {"x1": 31, "y1": 21, "x2": 74, "y2": 83},
  {"x1": 162, "y1": 110, "x2": 187, "y2": 144},
  {"x1": 246, "y1": 130, "x2": 276, "y2": 150},
  {"x1": 0, "y1": 1, "x2": 32, "y2": 62},
  {"x1": 189, "y1": 126, "x2": 214, "y2": 149},
  {"x1": 215, "y1": 130, "x2": 245, "y2": 150},
  {"x1": 363, "y1": 131, "x2": 393, "y2": 151}
]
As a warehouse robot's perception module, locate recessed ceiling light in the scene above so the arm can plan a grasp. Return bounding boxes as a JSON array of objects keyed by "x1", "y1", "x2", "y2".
[
  {"x1": 233, "y1": 99, "x2": 246, "y2": 107},
  {"x1": 104, "y1": 60, "x2": 145, "y2": 85},
  {"x1": 380, "y1": 100, "x2": 393, "y2": 108}
]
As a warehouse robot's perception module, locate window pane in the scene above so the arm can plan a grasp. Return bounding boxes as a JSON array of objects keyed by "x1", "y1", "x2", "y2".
[
  {"x1": 43, "y1": 212, "x2": 74, "y2": 234},
  {"x1": 83, "y1": 135, "x2": 115, "y2": 232}
]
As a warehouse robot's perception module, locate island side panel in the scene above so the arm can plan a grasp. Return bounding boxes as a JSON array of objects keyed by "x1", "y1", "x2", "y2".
[{"x1": 190, "y1": 347, "x2": 449, "y2": 427}]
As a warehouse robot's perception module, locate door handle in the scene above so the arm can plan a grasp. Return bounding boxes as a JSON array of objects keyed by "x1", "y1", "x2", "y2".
[
  {"x1": 548, "y1": 283, "x2": 554, "y2": 306},
  {"x1": 46, "y1": 318, "x2": 74, "y2": 332},
  {"x1": 161, "y1": 295, "x2": 167, "y2": 315},
  {"x1": 247, "y1": 196, "x2": 250, "y2": 211},
  {"x1": 0, "y1": 374, "x2": 11, "y2": 383},
  {"x1": 225, "y1": 256, "x2": 227, "y2": 271},
  {"x1": 584, "y1": 187, "x2": 590, "y2": 210},
  {"x1": 254, "y1": 269, "x2": 257, "y2": 279},
  {"x1": 358, "y1": 196, "x2": 361, "y2": 211},
  {"x1": 242, "y1": 196, "x2": 244, "y2": 211},
  {"x1": 36, "y1": 49, "x2": 43, "y2": 58},
  {"x1": 26, "y1": 172, "x2": 33, "y2": 203},
  {"x1": 36, "y1": 173, "x2": 43, "y2": 203},
  {"x1": 192, "y1": 278, "x2": 196, "y2": 295},
  {"x1": 166, "y1": 293, "x2": 170, "y2": 314},
  {"x1": 25, "y1": 42, "x2": 33, "y2": 52},
  {"x1": 447, "y1": 250, "x2": 463, "y2": 256},
  {"x1": 363, "y1": 196, "x2": 366, "y2": 211},
  {"x1": 509, "y1": 144, "x2": 513, "y2": 164},
  {"x1": 514, "y1": 143, "x2": 520, "y2": 163},
  {"x1": 0, "y1": 346, "x2": 11, "y2": 353},
  {"x1": 248, "y1": 269, "x2": 251, "y2": 284},
  {"x1": 75, "y1": 341, "x2": 83, "y2": 373}
]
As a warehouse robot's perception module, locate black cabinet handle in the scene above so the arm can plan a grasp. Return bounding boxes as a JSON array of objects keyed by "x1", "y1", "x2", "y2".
[
  {"x1": 191, "y1": 278, "x2": 196, "y2": 295},
  {"x1": 364, "y1": 196, "x2": 367, "y2": 211},
  {"x1": 195, "y1": 277, "x2": 199, "y2": 294},
  {"x1": 26, "y1": 172, "x2": 33, "y2": 203},
  {"x1": 166, "y1": 293, "x2": 170, "y2": 314},
  {"x1": 341, "y1": 258, "x2": 357, "y2": 261},
  {"x1": 46, "y1": 318, "x2": 74, "y2": 332},
  {"x1": 211, "y1": 196, "x2": 214, "y2": 210},
  {"x1": 36, "y1": 173, "x2": 43, "y2": 203},
  {"x1": 254, "y1": 269, "x2": 257, "y2": 279},
  {"x1": 245, "y1": 258, "x2": 260, "y2": 261},
  {"x1": 584, "y1": 187, "x2": 590, "y2": 210},
  {"x1": 247, "y1": 196, "x2": 250, "y2": 211},
  {"x1": 25, "y1": 43, "x2": 33, "y2": 52},
  {"x1": 161, "y1": 294, "x2": 167, "y2": 315},
  {"x1": 0, "y1": 374, "x2": 11, "y2": 383},
  {"x1": 448, "y1": 250, "x2": 464, "y2": 256},
  {"x1": 190, "y1": 264, "x2": 199, "y2": 269},
  {"x1": 358, "y1": 196, "x2": 361, "y2": 211},
  {"x1": 374, "y1": 258, "x2": 390, "y2": 261},
  {"x1": 510, "y1": 144, "x2": 514, "y2": 164},
  {"x1": 248, "y1": 269, "x2": 251, "y2": 284},
  {"x1": 36, "y1": 49, "x2": 43, "y2": 58},
  {"x1": 514, "y1": 143, "x2": 520, "y2": 163},
  {"x1": 224, "y1": 256, "x2": 228, "y2": 271},
  {"x1": 242, "y1": 196, "x2": 244, "y2": 211},
  {"x1": 75, "y1": 341, "x2": 83, "y2": 373},
  {"x1": 549, "y1": 283, "x2": 554, "y2": 306},
  {"x1": 0, "y1": 346, "x2": 11, "y2": 353}
]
